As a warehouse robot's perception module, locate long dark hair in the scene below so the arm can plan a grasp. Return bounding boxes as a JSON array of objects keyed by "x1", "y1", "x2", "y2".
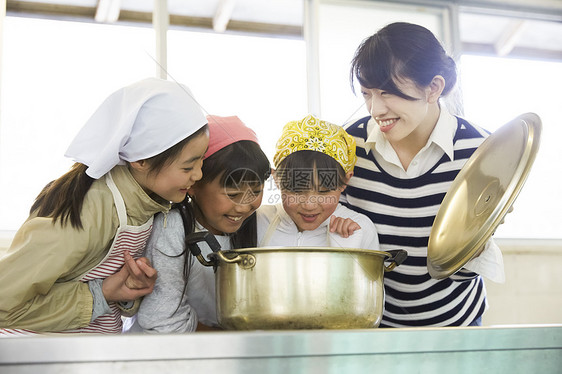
[
  {"x1": 350, "y1": 22, "x2": 457, "y2": 100},
  {"x1": 177, "y1": 140, "x2": 270, "y2": 281},
  {"x1": 30, "y1": 126, "x2": 208, "y2": 229}
]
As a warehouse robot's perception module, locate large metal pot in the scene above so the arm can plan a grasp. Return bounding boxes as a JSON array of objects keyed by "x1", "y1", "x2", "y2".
[{"x1": 186, "y1": 232, "x2": 407, "y2": 330}]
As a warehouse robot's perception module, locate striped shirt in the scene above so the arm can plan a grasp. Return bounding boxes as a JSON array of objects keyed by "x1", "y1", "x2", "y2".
[{"x1": 343, "y1": 114, "x2": 490, "y2": 327}]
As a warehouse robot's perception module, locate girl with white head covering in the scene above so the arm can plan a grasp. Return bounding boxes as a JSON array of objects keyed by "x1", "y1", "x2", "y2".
[{"x1": 0, "y1": 78, "x2": 209, "y2": 335}]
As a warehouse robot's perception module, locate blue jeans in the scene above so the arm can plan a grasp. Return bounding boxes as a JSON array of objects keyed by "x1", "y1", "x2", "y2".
[{"x1": 468, "y1": 316, "x2": 482, "y2": 326}]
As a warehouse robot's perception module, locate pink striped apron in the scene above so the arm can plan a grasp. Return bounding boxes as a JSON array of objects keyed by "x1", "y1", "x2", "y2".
[{"x1": 1, "y1": 171, "x2": 154, "y2": 336}]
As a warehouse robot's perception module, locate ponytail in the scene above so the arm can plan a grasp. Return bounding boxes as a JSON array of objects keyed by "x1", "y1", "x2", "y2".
[{"x1": 30, "y1": 163, "x2": 95, "y2": 229}]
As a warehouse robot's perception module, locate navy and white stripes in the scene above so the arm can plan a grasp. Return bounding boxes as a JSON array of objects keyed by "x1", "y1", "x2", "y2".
[{"x1": 343, "y1": 115, "x2": 489, "y2": 327}]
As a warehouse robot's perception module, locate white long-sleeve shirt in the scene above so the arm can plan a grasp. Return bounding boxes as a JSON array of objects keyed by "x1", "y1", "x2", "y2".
[{"x1": 257, "y1": 203, "x2": 380, "y2": 250}]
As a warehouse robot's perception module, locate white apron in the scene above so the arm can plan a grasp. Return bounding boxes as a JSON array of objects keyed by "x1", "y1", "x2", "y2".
[{"x1": 0, "y1": 171, "x2": 154, "y2": 336}]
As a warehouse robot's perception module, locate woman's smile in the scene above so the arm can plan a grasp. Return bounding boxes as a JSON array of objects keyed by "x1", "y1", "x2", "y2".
[{"x1": 376, "y1": 117, "x2": 399, "y2": 132}]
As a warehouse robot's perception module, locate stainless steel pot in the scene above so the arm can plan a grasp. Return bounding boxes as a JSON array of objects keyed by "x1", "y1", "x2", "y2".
[{"x1": 187, "y1": 232, "x2": 407, "y2": 330}]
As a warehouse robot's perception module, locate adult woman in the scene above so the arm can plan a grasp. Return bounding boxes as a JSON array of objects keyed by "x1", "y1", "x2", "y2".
[{"x1": 342, "y1": 22, "x2": 504, "y2": 327}]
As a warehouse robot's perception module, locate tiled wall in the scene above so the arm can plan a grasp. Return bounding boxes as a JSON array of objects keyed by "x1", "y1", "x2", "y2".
[{"x1": 483, "y1": 240, "x2": 562, "y2": 326}]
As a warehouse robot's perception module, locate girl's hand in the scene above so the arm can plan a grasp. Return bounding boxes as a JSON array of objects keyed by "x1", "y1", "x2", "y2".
[
  {"x1": 123, "y1": 252, "x2": 157, "y2": 290},
  {"x1": 329, "y1": 215, "x2": 361, "y2": 238},
  {"x1": 101, "y1": 251, "x2": 157, "y2": 302}
]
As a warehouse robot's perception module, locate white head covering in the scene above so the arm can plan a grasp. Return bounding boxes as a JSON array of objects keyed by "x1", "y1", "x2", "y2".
[{"x1": 65, "y1": 78, "x2": 207, "y2": 179}]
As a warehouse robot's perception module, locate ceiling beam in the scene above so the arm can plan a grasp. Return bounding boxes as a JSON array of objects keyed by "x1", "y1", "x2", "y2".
[
  {"x1": 463, "y1": 42, "x2": 562, "y2": 61},
  {"x1": 5, "y1": 1, "x2": 302, "y2": 37},
  {"x1": 213, "y1": 0, "x2": 236, "y2": 33},
  {"x1": 94, "y1": 0, "x2": 121, "y2": 23},
  {"x1": 6, "y1": 1, "x2": 96, "y2": 18}
]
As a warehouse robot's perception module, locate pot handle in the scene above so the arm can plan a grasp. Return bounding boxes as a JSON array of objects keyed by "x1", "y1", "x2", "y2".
[
  {"x1": 210, "y1": 251, "x2": 256, "y2": 269},
  {"x1": 384, "y1": 249, "x2": 408, "y2": 272},
  {"x1": 185, "y1": 231, "x2": 222, "y2": 267}
]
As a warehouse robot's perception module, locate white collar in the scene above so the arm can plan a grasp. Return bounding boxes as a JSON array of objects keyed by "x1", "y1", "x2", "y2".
[
  {"x1": 364, "y1": 106, "x2": 456, "y2": 163},
  {"x1": 426, "y1": 107, "x2": 456, "y2": 161},
  {"x1": 274, "y1": 202, "x2": 332, "y2": 233}
]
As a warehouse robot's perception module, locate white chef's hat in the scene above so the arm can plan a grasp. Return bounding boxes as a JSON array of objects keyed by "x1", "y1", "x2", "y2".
[{"x1": 65, "y1": 78, "x2": 207, "y2": 179}]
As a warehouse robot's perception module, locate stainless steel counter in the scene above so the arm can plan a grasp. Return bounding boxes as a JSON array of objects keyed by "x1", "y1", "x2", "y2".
[{"x1": 1, "y1": 325, "x2": 561, "y2": 373}]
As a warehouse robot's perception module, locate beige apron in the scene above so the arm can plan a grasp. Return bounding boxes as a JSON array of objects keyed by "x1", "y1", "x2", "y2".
[{"x1": 1, "y1": 171, "x2": 154, "y2": 336}]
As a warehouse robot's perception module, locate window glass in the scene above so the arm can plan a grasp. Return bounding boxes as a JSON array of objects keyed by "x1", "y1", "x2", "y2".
[
  {"x1": 0, "y1": 16, "x2": 306, "y2": 231},
  {"x1": 166, "y1": 29, "x2": 307, "y2": 162},
  {"x1": 0, "y1": 16, "x2": 156, "y2": 230},
  {"x1": 2, "y1": 11, "x2": 558, "y2": 239},
  {"x1": 317, "y1": 0, "x2": 444, "y2": 125},
  {"x1": 166, "y1": 29, "x2": 307, "y2": 207},
  {"x1": 460, "y1": 55, "x2": 562, "y2": 238}
]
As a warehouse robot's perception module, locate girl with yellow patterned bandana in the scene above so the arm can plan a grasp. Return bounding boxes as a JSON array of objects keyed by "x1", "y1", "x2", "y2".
[{"x1": 257, "y1": 115, "x2": 380, "y2": 250}]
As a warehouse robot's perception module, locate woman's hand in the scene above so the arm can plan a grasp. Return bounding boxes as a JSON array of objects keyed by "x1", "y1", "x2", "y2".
[
  {"x1": 101, "y1": 251, "x2": 158, "y2": 302},
  {"x1": 499, "y1": 205, "x2": 515, "y2": 226},
  {"x1": 329, "y1": 215, "x2": 361, "y2": 238}
]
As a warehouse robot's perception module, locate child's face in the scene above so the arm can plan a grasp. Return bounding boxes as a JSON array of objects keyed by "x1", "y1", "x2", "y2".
[
  {"x1": 132, "y1": 132, "x2": 209, "y2": 203},
  {"x1": 190, "y1": 176, "x2": 264, "y2": 235},
  {"x1": 281, "y1": 186, "x2": 344, "y2": 232}
]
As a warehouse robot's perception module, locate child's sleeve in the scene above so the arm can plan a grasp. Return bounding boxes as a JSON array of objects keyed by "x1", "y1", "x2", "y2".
[
  {"x1": 136, "y1": 212, "x2": 198, "y2": 333},
  {"x1": 0, "y1": 216, "x2": 96, "y2": 331},
  {"x1": 358, "y1": 215, "x2": 381, "y2": 251}
]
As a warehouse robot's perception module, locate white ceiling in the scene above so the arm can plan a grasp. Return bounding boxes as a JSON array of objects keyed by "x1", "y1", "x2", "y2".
[{"x1": 5, "y1": 0, "x2": 562, "y2": 60}]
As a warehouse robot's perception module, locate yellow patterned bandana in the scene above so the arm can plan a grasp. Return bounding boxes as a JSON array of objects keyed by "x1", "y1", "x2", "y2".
[{"x1": 273, "y1": 115, "x2": 357, "y2": 172}]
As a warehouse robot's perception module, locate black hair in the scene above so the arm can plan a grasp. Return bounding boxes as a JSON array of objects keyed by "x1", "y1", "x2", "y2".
[
  {"x1": 176, "y1": 140, "x2": 270, "y2": 288},
  {"x1": 196, "y1": 140, "x2": 270, "y2": 249},
  {"x1": 198, "y1": 140, "x2": 271, "y2": 193},
  {"x1": 275, "y1": 150, "x2": 348, "y2": 193},
  {"x1": 350, "y1": 22, "x2": 457, "y2": 100}
]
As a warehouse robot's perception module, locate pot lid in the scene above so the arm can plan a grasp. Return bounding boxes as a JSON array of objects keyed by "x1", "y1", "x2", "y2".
[{"x1": 427, "y1": 112, "x2": 542, "y2": 279}]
